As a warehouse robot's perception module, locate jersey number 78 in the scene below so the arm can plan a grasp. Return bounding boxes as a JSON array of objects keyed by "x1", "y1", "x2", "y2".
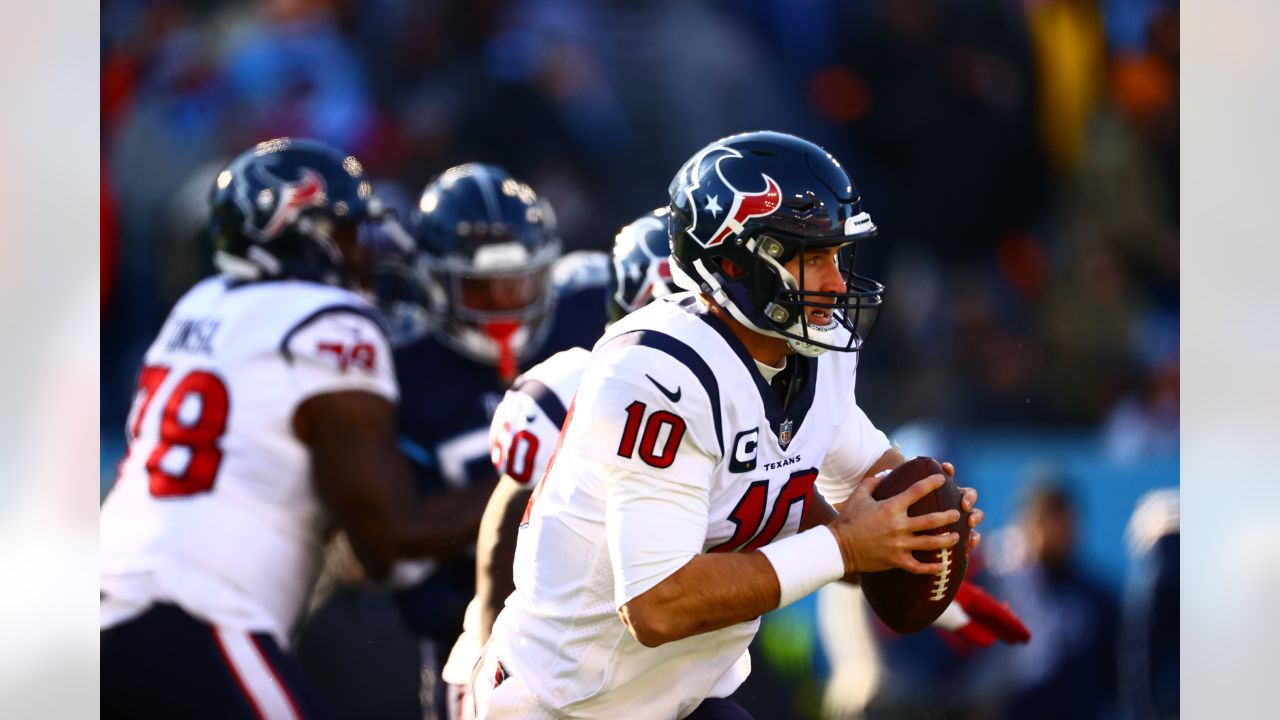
[{"x1": 126, "y1": 365, "x2": 230, "y2": 498}]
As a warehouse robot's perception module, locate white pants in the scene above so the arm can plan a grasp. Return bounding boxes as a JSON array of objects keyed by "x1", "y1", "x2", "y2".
[
  {"x1": 444, "y1": 681, "x2": 475, "y2": 720},
  {"x1": 471, "y1": 645, "x2": 558, "y2": 720}
]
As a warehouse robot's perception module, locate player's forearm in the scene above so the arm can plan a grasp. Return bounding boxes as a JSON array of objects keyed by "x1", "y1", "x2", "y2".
[
  {"x1": 475, "y1": 477, "x2": 530, "y2": 642},
  {"x1": 337, "y1": 480, "x2": 496, "y2": 582},
  {"x1": 398, "y1": 479, "x2": 499, "y2": 560},
  {"x1": 618, "y1": 552, "x2": 781, "y2": 647}
]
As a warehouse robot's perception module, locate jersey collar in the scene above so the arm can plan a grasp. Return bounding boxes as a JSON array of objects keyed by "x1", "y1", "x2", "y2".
[{"x1": 676, "y1": 296, "x2": 817, "y2": 448}]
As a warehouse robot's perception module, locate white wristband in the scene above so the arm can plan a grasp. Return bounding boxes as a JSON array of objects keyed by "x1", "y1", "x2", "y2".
[{"x1": 759, "y1": 527, "x2": 847, "y2": 608}]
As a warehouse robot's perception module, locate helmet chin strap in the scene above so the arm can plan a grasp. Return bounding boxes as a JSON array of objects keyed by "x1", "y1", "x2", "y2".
[
  {"x1": 484, "y1": 319, "x2": 522, "y2": 384},
  {"x1": 785, "y1": 334, "x2": 828, "y2": 357},
  {"x1": 746, "y1": 239, "x2": 832, "y2": 356},
  {"x1": 677, "y1": 257, "x2": 833, "y2": 357}
]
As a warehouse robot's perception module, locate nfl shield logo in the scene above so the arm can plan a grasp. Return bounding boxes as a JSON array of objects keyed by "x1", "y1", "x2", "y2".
[{"x1": 779, "y1": 418, "x2": 794, "y2": 446}]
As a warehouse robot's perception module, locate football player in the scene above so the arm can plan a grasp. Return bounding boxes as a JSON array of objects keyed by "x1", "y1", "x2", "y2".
[
  {"x1": 473, "y1": 131, "x2": 986, "y2": 719},
  {"x1": 100, "y1": 138, "x2": 496, "y2": 719},
  {"x1": 295, "y1": 163, "x2": 611, "y2": 718},
  {"x1": 439, "y1": 208, "x2": 680, "y2": 720}
]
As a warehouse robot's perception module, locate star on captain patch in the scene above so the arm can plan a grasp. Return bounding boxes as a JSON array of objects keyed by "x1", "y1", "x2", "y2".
[
  {"x1": 778, "y1": 418, "x2": 794, "y2": 446},
  {"x1": 704, "y1": 194, "x2": 722, "y2": 218}
]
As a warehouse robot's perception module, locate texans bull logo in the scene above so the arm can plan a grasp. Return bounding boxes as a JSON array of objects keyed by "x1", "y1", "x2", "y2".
[
  {"x1": 254, "y1": 165, "x2": 328, "y2": 240},
  {"x1": 616, "y1": 214, "x2": 677, "y2": 311},
  {"x1": 679, "y1": 145, "x2": 782, "y2": 248}
]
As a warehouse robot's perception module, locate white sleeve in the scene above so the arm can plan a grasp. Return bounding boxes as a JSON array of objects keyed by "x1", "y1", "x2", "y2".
[
  {"x1": 283, "y1": 311, "x2": 398, "y2": 404},
  {"x1": 601, "y1": 459, "x2": 711, "y2": 607},
  {"x1": 816, "y1": 399, "x2": 890, "y2": 505},
  {"x1": 488, "y1": 388, "x2": 562, "y2": 488},
  {"x1": 569, "y1": 346, "x2": 720, "y2": 606},
  {"x1": 572, "y1": 345, "x2": 720, "y2": 477}
]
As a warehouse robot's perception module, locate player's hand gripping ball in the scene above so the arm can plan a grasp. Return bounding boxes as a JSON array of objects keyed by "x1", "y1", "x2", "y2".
[{"x1": 860, "y1": 457, "x2": 970, "y2": 634}]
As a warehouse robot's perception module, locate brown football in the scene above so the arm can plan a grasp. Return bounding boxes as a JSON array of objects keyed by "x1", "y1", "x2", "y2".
[{"x1": 859, "y1": 456, "x2": 970, "y2": 634}]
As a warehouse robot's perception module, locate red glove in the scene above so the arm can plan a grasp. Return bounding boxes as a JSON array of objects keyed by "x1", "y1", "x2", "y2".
[{"x1": 932, "y1": 580, "x2": 1031, "y2": 651}]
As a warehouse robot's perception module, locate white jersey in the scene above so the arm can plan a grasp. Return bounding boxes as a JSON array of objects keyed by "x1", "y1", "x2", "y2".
[
  {"x1": 100, "y1": 276, "x2": 398, "y2": 645},
  {"x1": 441, "y1": 347, "x2": 589, "y2": 687},
  {"x1": 487, "y1": 293, "x2": 890, "y2": 719}
]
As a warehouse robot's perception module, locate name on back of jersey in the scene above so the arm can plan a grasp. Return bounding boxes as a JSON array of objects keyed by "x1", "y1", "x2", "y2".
[{"x1": 163, "y1": 316, "x2": 222, "y2": 356}]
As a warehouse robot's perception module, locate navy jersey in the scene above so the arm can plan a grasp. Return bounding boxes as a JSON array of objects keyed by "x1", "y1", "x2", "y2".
[{"x1": 394, "y1": 252, "x2": 610, "y2": 496}]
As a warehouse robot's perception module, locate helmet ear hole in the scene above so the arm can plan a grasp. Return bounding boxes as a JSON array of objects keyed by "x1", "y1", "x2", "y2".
[{"x1": 717, "y1": 257, "x2": 747, "y2": 280}]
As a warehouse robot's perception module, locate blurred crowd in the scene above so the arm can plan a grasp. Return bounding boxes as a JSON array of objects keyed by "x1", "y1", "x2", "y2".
[
  {"x1": 101, "y1": 0, "x2": 1179, "y2": 449},
  {"x1": 805, "y1": 479, "x2": 1178, "y2": 720}
]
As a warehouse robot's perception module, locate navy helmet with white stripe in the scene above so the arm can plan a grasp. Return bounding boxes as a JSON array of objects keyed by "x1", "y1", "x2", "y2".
[
  {"x1": 667, "y1": 131, "x2": 884, "y2": 356},
  {"x1": 407, "y1": 163, "x2": 561, "y2": 379}
]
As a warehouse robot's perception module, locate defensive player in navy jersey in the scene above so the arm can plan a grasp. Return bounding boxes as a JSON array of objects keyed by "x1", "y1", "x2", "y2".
[
  {"x1": 295, "y1": 163, "x2": 610, "y2": 718},
  {"x1": 394, "y1": 164, "x2": 611, "y2": 714},
  {"x1": 473, "y1": 132, "x2": 987, "y2": 719},
  {"x1": 393, "y1": 163, "x2": 610, "y2": 501},
  {"x1": 100, "y1": 139, "x2": 496, "y2": 719}
]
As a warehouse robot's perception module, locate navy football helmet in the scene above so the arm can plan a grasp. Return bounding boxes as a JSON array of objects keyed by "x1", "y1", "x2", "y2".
[
  {"x1": 668, "y1": 131, "x2": 884, "y2": 356},
  {"x1": 207, "y1": 137, "x2": 411, "y2": 288},
  {"x1": 408, "y1": 163, "x2": 560, "y2": 380},
  {"x1": 608, "y1": 207, "x2": 680, "y2": 323}
]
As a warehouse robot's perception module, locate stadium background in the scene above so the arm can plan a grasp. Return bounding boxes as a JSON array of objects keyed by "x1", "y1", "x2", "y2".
[{"x1": 99, "y1": 0, "x2": 1179, "y2": 717}]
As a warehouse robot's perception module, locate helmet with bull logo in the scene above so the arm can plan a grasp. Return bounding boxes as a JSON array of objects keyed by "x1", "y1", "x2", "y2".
[{"x1": 667, "y1": 130, "x2": 884, "y2": 356}]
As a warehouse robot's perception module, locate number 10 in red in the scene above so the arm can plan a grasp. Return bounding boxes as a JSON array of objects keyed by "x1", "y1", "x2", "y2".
[{"x1": 616, "y1": 401, "x2": 686, "y2": 469}]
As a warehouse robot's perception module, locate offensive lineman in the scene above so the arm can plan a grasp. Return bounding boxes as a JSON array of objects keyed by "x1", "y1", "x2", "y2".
[
  {"x1": 474, "y1": 131, "x2": 985, "y2": 719},
  {"x1": 100, "y1": 139, "x2": 495, "y2": 719}
]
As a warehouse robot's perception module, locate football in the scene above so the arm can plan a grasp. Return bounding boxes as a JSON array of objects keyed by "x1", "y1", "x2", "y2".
[{"x1": 860, "y1": 457, "x2": 970, "y2": 634}]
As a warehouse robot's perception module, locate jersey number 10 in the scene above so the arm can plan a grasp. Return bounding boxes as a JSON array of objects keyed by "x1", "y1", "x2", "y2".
[
  {"x1": 615, "y1": 400, "x2": 818, "y2": 553},
  {"x1": 616, "y1": 401, "x2": 687, "y2": 469}
]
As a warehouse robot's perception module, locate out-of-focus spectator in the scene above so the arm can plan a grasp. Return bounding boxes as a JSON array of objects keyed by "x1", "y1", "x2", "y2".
[
  {"x1": 816, "y1": 583, "x2": 882, "y2": 720},
  {"x1": 1104, "y1": 357, "x2": 1177, "y2": 463},
  {"x1": 1024, "y1": 0, "x2": 1107, "y2": 172},
  {"x1": 832, "y1": 0, "x2": 1048, "y2": 260},
  {"x1": 979, "y1": 476, "x2": 1120, "y2": 719},
  {"x1": 1120, "y1": 489, "x2": 1178, "y2": 720},
  {"x1": 222, "y1": 0, "x2": 377, "y2": 152},
  {"x1": 101, "y1": 163, "x2": 119, "y2": 315}
]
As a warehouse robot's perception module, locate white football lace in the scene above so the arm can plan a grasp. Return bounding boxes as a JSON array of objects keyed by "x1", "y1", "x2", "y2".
[{"x1": 930, "y1": 547, "x2": 952, "y2": 602}]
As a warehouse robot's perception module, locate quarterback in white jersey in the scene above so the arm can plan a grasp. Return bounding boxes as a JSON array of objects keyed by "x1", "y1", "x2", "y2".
[
  {"x1": 475, "y1": 132, "x2": 985, "y2": 719},
  {"x1": 100, "y1": 139, "x2": 496, "y2": 719}
]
